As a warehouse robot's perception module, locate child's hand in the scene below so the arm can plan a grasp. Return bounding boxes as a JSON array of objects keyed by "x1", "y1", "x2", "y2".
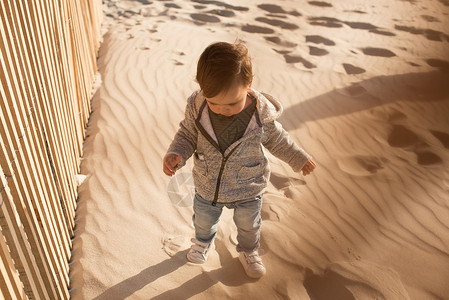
[
  {"x1": 163, "y1": 154, "x2": 182, "y2": 176},
  {"x1": 301, "y1": 159, "x2": 316, "y2": 176}
]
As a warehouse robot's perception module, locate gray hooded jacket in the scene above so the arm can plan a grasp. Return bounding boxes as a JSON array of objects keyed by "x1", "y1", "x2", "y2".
[{"x1": 166, "y1": 89, "x2": 312, "y2": 204}]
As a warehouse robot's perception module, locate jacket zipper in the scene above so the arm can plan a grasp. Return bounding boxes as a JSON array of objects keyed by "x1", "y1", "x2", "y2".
[
  {"x1": 212, "y1": 145, "x2": 239, "y2": 206},
  {"x1": 194, "y1": 99, "x2": 246, "y2": 206}
]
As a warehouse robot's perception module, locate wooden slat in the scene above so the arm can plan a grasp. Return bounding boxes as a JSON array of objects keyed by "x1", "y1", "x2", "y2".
[{"x1": 0, "y1": 220, "x2": 28, "y2": 300}]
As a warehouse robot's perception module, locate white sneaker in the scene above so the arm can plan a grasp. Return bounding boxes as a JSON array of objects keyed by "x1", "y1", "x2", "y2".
[
  {"x1": 239, "y1": 250, "x2": 266, "y2": 278},
  {"x1": 187, "y1": 238, "x2": 213, "y2": 264}
]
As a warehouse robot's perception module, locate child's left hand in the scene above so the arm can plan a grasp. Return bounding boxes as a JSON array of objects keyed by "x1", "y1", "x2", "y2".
[{"x1": 301, "y1": 160, "x2": 316, "y2": 176}]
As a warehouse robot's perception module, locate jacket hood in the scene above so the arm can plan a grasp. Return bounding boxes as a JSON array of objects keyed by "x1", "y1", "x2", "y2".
[{"x1": 248, "y1": 88, "x2": 283, "y2": 123}]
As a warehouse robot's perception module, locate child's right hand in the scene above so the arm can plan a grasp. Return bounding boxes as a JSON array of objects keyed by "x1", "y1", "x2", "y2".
[
  {"x1": 301, "y1": 159, "x2": 316, "y2": 176},
  {"x1": 163, "y1": 154, "x2": 182, "y2": 176}
]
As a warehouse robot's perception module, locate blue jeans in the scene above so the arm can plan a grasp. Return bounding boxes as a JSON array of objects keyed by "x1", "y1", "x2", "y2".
[{"x1": 192, "y1": 193, "x2": 262, "y2": 253}]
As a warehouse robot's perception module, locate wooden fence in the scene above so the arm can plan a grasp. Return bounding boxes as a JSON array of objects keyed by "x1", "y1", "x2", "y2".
[{"x1": 0, "y1": 0, "x2": 102, "y2": 299}]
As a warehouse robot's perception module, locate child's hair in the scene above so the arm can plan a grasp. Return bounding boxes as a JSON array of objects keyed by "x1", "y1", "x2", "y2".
[{"x1": 196, "y1": 41, "x2": 253, "y2": 98}]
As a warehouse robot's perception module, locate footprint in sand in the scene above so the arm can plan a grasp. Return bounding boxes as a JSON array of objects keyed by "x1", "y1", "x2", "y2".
[
  {"x1": 308, "y1": 16, "x2": 342, "y2": 28},
  {"x1": 421, "y1": 15, "x2": 440, "y2": 22},
  {"x1": 369, "y1": 29, "x2": 396, "y2": 36},
  {"x1": 265, "y1": 36, "x2": 297, "y2": 47},
  {"x1": 164, "y1": 3, "x2": 181, "y2": 9},
  {"x1": 242, "y1": 24, "x2": 275, "y2": 34},
  {"x1": 387, "y1": 125, "x2": 443, "y2": 165},
  {"x1": 395, "y1": 24, "x2": 448, "y2": 42},
  {"x1": 344, "y1": 9, "x2": 367, "y2": 14},
  {"x1": 426, "y1": 58, "x2": 449, "y2": 72},
  {"x1": 361, "y1": 47, "x2": 396, "y2": 57},
  {"x1": 415, "y1": 150, "x2": 443, "y2": 165},
  {"x1": 255, "y1": 17, "x2": 299, "y2": 30},
  {"x1": 191, "y1": 0, "x2": 248, "y2": 12},
  {"x1": 342, "y1": 21, "x2": 396, "y2": 36},
  {"x1": 269, "y1": 172, "x2": 306, "y2": 202},
  {"x1": 257, "y1": 4, "x2": 301, "y2": 16},
  {"x1": 258, "y1": 4, "x2": 287, "y2": 14},
  {"x1": 206, "y1": 9, "x2": 235, "y2": 17},
  {"x1": 308, "y1": 16, "x2": 394, "y2": 36},
  {"x1": 190, "y1": 13, "x2": 220, "y2": 23},
  {"x1": 137, "y1": 0, "x2": 152, "y2": 5},
  {"x1": 387, "y1": 125, "x2": 420, "y2": 148},
  {"x1": 430, "y1": 130, "x2": 449, "y2": 149},
  {"x1": 122, "y1": 10, "x2": 139, "y2": 18},
  {"x1": 309, "y1": 46, "x2": 329, "y2": 56},
  {"x1": 342, "y1": 63, "x2": 366, "y2": 75},
  {"x1": 306, "y1": 35, "x2": 336, "y2": 46},
  {"x1": 283, "y1": 54, "x2": 316, "y2": 69},
  {"x1": 343, "y1": 21, "x2": 377, "y2": 30},
  {"x1": 337, "y1": 155, "x2": 387, "y2": 177},
  {"x1": 162, "y1": 235, "x2": 188, "y2": 257},
  {"x1": 308, "y1": 1, "x2": 333, "y2": 7},
  {"x1": 170, "y1": 50, "x2": 186, "y2": 64}
]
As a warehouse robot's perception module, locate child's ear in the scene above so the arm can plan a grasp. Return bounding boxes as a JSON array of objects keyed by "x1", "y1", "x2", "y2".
[{"x1": 248, "y1": 81, "x2": 252, "y2": 89}]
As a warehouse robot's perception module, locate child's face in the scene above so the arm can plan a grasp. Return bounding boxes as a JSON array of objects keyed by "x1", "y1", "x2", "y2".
[{"x1": 205, "y1": 80, "x2": 251, "y2": 117}]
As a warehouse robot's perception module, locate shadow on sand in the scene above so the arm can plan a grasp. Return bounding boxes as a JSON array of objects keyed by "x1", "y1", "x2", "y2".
[
  {"x1": 92, "y1": 250, "x2": 189, "y2": 300},
  {"x1": 93, "y1": 240, "x2": 255, "y2": 299},
  {"x1": 279, "y1": 70, "x2": 449, "y2": 131}
]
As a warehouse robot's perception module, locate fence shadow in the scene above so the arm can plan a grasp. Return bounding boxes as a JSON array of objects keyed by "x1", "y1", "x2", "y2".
[{"x1": 279, "y1": 70, "x2": 449, "y2": 131}]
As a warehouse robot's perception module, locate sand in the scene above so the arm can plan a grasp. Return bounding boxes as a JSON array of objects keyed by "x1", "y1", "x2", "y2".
[{"x1": 69, "y1": 0, "x2": 449, "y2": 299}]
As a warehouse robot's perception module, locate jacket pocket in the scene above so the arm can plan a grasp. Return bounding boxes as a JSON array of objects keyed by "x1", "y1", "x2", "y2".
[
  {"x1": 193, "y1": 152, "x2": 207, "y2": 177},
  {"x1": 237, "y1": 162, "x2": 265, "y2": 184}
]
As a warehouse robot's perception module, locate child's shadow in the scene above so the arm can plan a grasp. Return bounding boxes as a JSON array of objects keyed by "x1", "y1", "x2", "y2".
[
  {"x1": 151, "y1": 239, "x2": 256, "y2": 300},
  {"x1": 92, "y1": 249, "x2": 189, "y2": 300},
  {"x1": 93, "y1": 240, "x2": 252, "y2": 300}
]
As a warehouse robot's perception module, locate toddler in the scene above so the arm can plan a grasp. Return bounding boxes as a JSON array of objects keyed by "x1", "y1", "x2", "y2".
[{"x1": 163, "y1": 42, "x2": 316, "y2": 278}]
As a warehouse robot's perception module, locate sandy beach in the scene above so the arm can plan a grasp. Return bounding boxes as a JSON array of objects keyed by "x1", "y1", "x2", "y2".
[{"x1": 69, "y1": 0, "x2": 449, "y2": 299}]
